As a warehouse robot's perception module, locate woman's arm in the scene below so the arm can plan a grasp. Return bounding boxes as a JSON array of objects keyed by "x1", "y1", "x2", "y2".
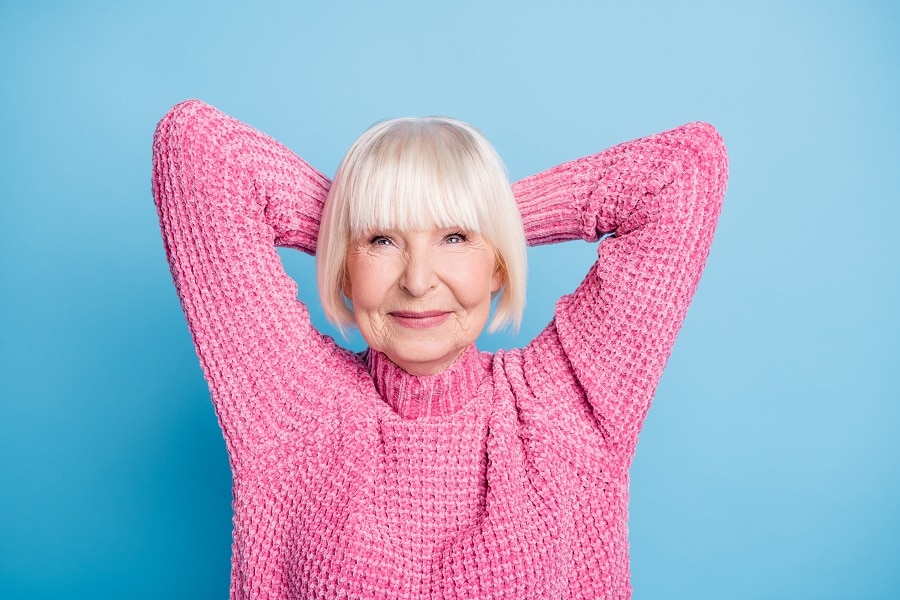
[
  {"x1": 514, "y1": 123, "x2": 728, "y2": 458},
  {"x1": 152, "y1": 100, "x2": 339, "y2": 458}
]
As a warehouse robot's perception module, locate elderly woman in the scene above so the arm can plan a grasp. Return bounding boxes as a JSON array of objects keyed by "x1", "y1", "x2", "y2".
[{"x1": 152, "y1": 100, "x2": 727, "y2": 599}]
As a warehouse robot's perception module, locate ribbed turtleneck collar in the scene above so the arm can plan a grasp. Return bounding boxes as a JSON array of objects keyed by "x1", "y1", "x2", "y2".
[{"x1": 366, "y1": 345, "x2": 489, "y2": 419}]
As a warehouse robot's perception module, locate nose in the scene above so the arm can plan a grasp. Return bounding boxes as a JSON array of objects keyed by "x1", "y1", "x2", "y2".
[{"x1": 400, "y1": 247, "x2": 438, "y2": 297}]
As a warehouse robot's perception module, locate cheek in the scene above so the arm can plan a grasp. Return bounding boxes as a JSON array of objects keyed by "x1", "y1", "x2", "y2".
[
  {"x1": 346, "y1": 255, "x2": 392, "y2": 312},
  {"x1": 449, "y1": 257, "x2": 500, "y2": 307}
]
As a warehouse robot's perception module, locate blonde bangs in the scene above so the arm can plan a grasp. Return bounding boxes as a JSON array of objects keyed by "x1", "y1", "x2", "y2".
[{"x1": 345, "y1": 120, "x2": 485, "y2": 237}]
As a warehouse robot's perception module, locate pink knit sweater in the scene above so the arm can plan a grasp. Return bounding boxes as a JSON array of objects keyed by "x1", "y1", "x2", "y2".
[{"x1": 152, "y1": 100, "x2": 727, "y2": 599}]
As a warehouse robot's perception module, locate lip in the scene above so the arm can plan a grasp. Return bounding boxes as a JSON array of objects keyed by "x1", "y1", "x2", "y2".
[{"x1": 389, "y1": 311, "x2": 452, "y2": 329}]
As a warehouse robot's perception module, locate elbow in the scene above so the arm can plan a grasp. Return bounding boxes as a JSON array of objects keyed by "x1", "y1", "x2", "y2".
[
  {"x1": 675, "y1": 122, "x2": 729, "y2": 212},
  {"x1": 152, "y1": 99, "x2": 214, "y2": 156},
  {"x1": 151, "y1": 100, "x2": 231, "y2": 199},
  {"x1": 151, "y1": 100, "x2": 214, "y2": 209},
  {"x1": 680, "y1": 122, "x2": 728, "y2": 173}
]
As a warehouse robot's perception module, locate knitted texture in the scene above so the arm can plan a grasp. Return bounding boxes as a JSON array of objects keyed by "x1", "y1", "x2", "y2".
[{"x1": 152, "y1": 100, "x2": 728, "y2": 599}]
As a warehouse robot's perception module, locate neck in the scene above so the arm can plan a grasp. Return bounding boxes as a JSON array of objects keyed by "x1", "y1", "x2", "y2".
[{"x1": 366, "y1": 345, "x2": 489, "y2": 419}]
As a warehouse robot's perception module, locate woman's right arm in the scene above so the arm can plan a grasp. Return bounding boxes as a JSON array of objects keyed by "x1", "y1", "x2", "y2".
[{"x1": 152, "y1": 100, "x2": 340, "y2": 457}]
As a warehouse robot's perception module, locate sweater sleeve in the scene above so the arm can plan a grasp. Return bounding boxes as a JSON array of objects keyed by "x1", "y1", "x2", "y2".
[
  {"x1": 514, "y1": 123, "x2": 728, "y2": 458},
  {"x1": 152, "y1": 100, "x2": 339, "y2": 458}
]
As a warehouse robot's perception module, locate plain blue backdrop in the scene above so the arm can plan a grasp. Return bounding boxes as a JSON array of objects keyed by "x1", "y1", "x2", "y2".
[{"x1": 1, "y1": 1, "x2": 897, "y2": 598}]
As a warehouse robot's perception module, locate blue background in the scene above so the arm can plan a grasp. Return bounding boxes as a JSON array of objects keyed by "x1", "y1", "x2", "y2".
[{"x1": 1, "y1": 1, "x2": 897, "y2": 598}]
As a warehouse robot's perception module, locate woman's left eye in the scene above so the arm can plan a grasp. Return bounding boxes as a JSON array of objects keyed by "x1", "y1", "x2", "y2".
[{"x1": 445, "y1": 232, "x2": 467, "y2": 244}]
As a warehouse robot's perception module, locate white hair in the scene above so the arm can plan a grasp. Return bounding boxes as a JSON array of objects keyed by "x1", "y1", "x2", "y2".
[{"x1": 316, "y1": 116, "x2": 526, "y2": 333}]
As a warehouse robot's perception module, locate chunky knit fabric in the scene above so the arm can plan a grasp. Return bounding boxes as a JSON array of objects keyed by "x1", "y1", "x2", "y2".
[{"x1": 152, "y1": 100, "x2": 727, "y2": 599}]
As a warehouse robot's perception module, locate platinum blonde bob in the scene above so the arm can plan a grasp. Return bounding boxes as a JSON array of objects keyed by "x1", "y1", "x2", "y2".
[{"x1": 316, "y1": 116, "x2": 527, "y2": 333}]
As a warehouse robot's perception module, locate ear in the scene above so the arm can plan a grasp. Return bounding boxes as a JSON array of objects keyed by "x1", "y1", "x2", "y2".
[
  {"x1": 341, "y1": 272, "x2": 352, "y2": 298},
  {"x1": 490, "y1": 262, "x2": 504, "y2": 294}
]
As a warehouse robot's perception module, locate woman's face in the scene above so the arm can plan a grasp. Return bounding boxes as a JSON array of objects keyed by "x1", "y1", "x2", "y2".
[{"x1": 344, "y1": 227, "x2": 502, "y2": 376}]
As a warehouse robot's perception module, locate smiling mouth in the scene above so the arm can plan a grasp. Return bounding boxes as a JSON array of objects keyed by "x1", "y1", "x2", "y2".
[{"x1": 389, "y1": 311, "x2": 452, "y2": 329}]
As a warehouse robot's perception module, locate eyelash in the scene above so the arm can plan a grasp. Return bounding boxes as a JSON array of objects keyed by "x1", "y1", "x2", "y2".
[
  {"x1": 366, "y1": 232, "x2": 469, "y2": 246},
  {"x1": 445, "y1": 231, "x2": 468, "y2": 244},
  {"x1": 369, "y1": 235, "x2": 393, "y2": 246}
]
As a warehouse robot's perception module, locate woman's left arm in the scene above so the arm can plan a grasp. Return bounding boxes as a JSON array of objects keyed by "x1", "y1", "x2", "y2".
[{"x1": 514, "y1": 123, "x2": 728, "y2": 457}]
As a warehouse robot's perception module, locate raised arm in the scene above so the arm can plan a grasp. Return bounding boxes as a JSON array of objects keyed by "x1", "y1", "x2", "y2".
[
  {"x1": 152, "y1": 100, "x2": 338, "y2": 458},
  {"x1": 514, "y1": 123, "x2": 728, "y2": 458}
]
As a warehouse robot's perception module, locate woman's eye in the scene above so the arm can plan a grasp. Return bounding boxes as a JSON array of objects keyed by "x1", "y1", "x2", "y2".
[
  {"x1": 369, "y1": 235, "x2": 393, "y2": 246},
  {"x1": 445, "y1": 232, "x2": 467, "y2": 244}
]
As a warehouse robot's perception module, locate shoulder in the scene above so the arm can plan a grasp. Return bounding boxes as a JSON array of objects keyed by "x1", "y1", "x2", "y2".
[{"x1": 494, "y1": 326, "x2": 599, "y2": 425}]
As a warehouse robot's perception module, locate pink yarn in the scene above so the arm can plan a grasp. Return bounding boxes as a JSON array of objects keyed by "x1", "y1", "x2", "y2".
[{"x1": 152, "y1": 100, "x2": 727, "y2": 599}]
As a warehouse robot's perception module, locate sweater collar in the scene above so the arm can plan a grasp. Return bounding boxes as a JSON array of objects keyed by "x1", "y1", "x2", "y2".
[{"x1": 366, "y1": 345, "x2": 489, "y2": 419}]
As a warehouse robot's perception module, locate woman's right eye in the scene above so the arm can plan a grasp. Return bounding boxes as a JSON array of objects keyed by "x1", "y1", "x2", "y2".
[{"x1": 369, "y1": 235, "x2": 393, "y2": 246}]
